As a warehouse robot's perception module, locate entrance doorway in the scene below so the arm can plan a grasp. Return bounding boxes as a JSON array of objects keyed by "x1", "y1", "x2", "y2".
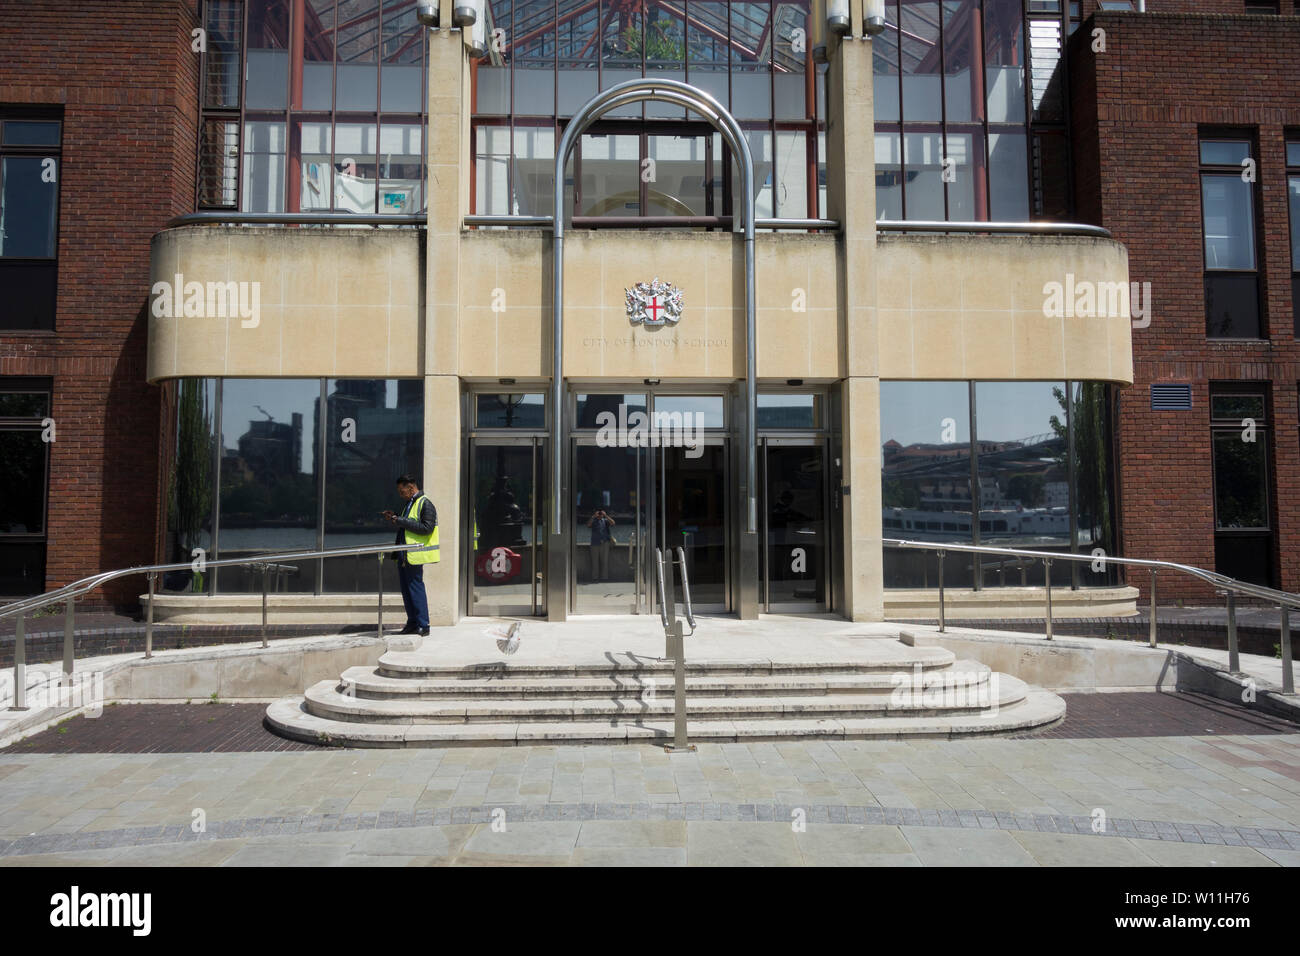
[
  {"x1": 572, "y1": 437, "x2": 729, "y2": 615},
  {"x1": 466, "y1": 437, "x2": 545, "y2": 616},
  {"x1": 570, "y1": 392, "x2": 730, "y2": 614},
  {"x1": 761, "y1": 438, "x2": 830, "y2": 611}
]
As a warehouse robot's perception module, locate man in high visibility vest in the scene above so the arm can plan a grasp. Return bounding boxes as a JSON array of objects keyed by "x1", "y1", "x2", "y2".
[{"x1": 383, "y1": 473, "x2": 439, "y2": 636}]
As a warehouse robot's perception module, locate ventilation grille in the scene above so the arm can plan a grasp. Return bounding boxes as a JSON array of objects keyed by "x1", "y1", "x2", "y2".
[{"x1": 1151, "y1": 384, "x2": 1193, "y2": 411}]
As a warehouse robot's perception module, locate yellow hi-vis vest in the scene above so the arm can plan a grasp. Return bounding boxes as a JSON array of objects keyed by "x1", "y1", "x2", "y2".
[{"x1": 403, "y1": 493, "x2": 440, "y2": 564}]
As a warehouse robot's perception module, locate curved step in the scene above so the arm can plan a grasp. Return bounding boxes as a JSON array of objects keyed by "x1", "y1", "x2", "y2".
[
  {"x1": 306, "y1": 670, "x2": 1019, "y2": 725},
  {"x1": 375, "y1": 645, "x2": 958, "y2": 680},
  {"x1": 340, "y1": 662, "x2": 992, "y2": 700},
  {"x1": 266, "y1": 686, "x2": 1064, "y2": 747}
]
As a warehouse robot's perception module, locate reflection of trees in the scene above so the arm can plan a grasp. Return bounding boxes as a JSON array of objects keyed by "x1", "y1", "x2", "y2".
[
  {"x1": 1050, "y1": 384, "x2": 1115, "y2": 556},
  {"x1": 168, "y1": 380, "x2": 213, "y2": 560},
  {"x1": 0, "y1": 432, "x2": 42, "y2": 532},
  {"x1": 1213, "y1": 434, "x2": 1266, "y2": 527},
  {"x1": 1006, "y1": 473, "x2": 1044, "y2": 508},
  {"x1": 882, "y1": 478, "x2": 921, "y2": 509}
]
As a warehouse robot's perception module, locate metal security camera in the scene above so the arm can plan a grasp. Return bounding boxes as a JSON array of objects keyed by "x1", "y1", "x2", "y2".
[{"x1": 416, "y1": 4, "x2": 438, "y2": 27}]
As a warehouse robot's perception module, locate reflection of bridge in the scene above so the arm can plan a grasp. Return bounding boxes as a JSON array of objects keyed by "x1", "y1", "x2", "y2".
[{"x1": 883, "y1": 431, "x2": 1065, "y2": 479}]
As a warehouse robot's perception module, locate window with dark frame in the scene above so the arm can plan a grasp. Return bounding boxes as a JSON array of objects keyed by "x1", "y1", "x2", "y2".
[
  {"x1": 196, "y1": 0, "x2": 428, "y2": 215},
  {"x1": 0, "y1": 378, "x2": 52, "y2": 596},
  {"x1": 1200, "y1": 133, "x2": 1263, "y2": 339},
  {"x1": 0, "y1": 112, "x2": 61, "y2": 331},
  {"x1": 1209, "y1": 383, "x2": 1275, "y2": 586},
  {"x1": 874, "y1": 0, "x2": 1036, "y2": 223},
  {"x1": 471, "y1": 0, "x2": 824, "y2": 226}
]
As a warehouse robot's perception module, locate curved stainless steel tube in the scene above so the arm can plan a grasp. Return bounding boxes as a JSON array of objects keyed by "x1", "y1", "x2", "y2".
[
  {"x1": 655, "y1": 548, "x2": 669, "y2": 629},
  {"x1": 877, "y1": 219, "x2": 1113, "y2": 239},
  {"x1": 676, "y1": 546, "x2": 697, "y2": 632},
  {"x1": 551, "y1": 79, "x2": 759, "y2": 540}
]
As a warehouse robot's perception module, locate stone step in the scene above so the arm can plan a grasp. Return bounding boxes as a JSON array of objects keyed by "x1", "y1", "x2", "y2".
[
  {"x1": 303, "y1": 671, "x2": 1022, "y2": 725},
  {"x1": 374, "y1": 645, "x2": 957, "y2": 680},
  {"x1": 340, "y1": 662, "x2": 992, "y2": 700},
  {"x1": 265, "y1": 687, "x2": 1064, "y2": 747}
]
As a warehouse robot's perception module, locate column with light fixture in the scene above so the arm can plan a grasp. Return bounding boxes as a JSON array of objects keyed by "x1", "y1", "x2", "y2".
[
  {"x1": 822, "y1": 0, "x2": 887, "y2": 620},
  {"x1": 415, "y1": 0, "x2": 469, "y2": 625}
]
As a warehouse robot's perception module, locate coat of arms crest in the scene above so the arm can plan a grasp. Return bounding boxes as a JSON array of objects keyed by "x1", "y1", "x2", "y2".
[{"x1": 625, "y1": 277, "x2": 683, "y2": 328}]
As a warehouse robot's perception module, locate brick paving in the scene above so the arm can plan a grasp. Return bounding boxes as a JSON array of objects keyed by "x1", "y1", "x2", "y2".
[
  {"x1": 6, "y1": 703, "x2": 315, "y2": 754},
  {"x1": 5, "y1": 690, "x2": 1296, "y2": 754}
]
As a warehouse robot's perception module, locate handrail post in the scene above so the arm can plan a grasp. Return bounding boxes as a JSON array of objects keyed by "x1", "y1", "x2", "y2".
[
  {"x1": 1226, "y1": 590, "x2": 1239, "y2": 673},
  {"x1": 936, "y1": 550, "x2": 946, "y2": 633},
  {"x1": 11, "y1": 614, "x2": 27, "y2": 711},
  {"x1": 1280, "y1": 605, "x2": 1293, "y2": 696},
  {"x1": 62, "y1": 595, "x2": 75, "y2": 686},
  {"x1": 144, "y1": 571, "x2": 156, "y2": 659},
  {"x1": 377, "y1": 552, "x2": 385, "y2": 639},
  {"x1": 260, "y1": 564, "x2": 270, "y2": 649},
  {"x1": 1043, "y1": 558, "x2": 1053, "y2": 641},
  {"x1": 1148, "y1": 569, "x2": 1158, "y2": 648}
]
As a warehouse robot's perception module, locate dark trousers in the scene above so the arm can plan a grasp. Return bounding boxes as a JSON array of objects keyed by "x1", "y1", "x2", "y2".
[{"x1": 398, "y1": 560, "x2": 429, "y2": 629}]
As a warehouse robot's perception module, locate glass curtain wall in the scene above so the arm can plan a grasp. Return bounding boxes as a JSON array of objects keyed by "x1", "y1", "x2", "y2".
[
  {"x1": 198, "y1": 0, "x2": 428, "y2": 214},
  {"x1": 163, "y1": 377, "x2": 423, "y2": 594},
  {"x1": 881, "y1": 380, "x2": 1119, "y2": 589},
  {"x1": 873, "y1": 0, "x2": 1032, "y2": 222},
  {"x1": 472, "y1": 0, "x2": 822, "y2": 224}
]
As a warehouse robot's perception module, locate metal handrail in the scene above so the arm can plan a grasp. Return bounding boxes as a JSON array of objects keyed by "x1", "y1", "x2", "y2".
[
  {"x1": 883, "y1": 538, "x2": 1300, "y2": 610},
  {"x1": 2, "y1": 542, "x2": 437, "y2": 712},
  {"x1": 675, "y1": 546, "x2": 697, "y2": 633},
  {"x1": 883, "y1": 537, "x2": 1296, "y2": 689},
  {"x1": 166, "y1": 211, "x2": 425, "y2": 228},
  {"x1": 654, "y1": 546, "x2": 695, "y2": 752},
  {"x1": 0, "y1": 542, "x2": 433, "y2": 621},
  {"x1": 877, "y1": 220, "x2": 1113, "y2": 239},
  {"x1": 654, "y1": 548, "x2": 670, "y2": 630},
  {"x1": 464, "y1": 214, "x2": 840, "y2": 230}
]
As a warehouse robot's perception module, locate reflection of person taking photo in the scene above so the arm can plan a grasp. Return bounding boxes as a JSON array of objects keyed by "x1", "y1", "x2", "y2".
[{"x1": 588, "y1": 509, "x2": 615, "y2": 582}]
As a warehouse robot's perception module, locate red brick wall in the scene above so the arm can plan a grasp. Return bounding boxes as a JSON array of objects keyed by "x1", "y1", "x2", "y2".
[
  {"x1": 0, "y1": 1, "x2": 199, "y2": 606},
  {"x1": 1070, "y1": 12, "x2": 1300, "y2": 603}
]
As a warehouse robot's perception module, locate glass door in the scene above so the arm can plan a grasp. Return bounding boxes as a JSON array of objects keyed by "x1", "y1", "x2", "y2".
[
  {"x1": 468, "y1": 437, "x2": 545, "y2": 616},
  {"x1": 572, "y1": 439, "x2": 647, "y2": 613},
  {"x1": 762, "y1": 438, "x2": 829, "y2": 611},
  {"x1": 654, "y1": 436, "x2": 729, "y2": 613}
]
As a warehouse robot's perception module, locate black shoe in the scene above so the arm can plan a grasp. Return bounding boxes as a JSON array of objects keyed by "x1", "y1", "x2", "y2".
[
  {"x1": 398, "y1": 624, "x2": 418, "y2": 635},
  {"x1": 418, "y1": 627, "x2": 430, "y2": 636}
]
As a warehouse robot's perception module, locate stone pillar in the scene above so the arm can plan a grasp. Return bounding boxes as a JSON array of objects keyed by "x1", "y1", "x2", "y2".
[
  {"x1": 826, "y1": 12, "x2": 884, "y2": 621},
  {"x1": 421, "y1": 3, "x2": 468, "y2": 624}
]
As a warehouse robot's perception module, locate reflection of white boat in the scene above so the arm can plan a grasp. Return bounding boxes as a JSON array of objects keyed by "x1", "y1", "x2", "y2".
[{"x1": 881, "y1": 506, "x2": 1070, "y2": 542}]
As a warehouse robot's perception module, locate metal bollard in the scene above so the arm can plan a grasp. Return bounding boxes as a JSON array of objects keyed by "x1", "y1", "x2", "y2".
[
  {"x1": 937, "y1": 550, "x2": 946, "y2": 633},
  {"x1": 11, "y1": 615, "x2": 27, "y2": 711},
  {"x1": 664, "y1": 618, "x2": 693, "y2": 753},
  {"x1": 260, "y1": 564, "x2": 271, "y2": 649},
  {"x1": 1148, "y1": 569, "x2": 1158, "y2": 648},
  {"x1": 62, "y1": 596, "x2": 75, "y2": 686},
  {"x1": 1281, "y1": 606, "x2": 1294, "y2": 696},
  {"x1": 1226, "y1": 591, "x2": 1239, "y2": 673},
  {"x1": 1043, "y1": 558, "x2": 1053, "y2": 641},
  {"x1": 145, "y1": 571, "x2": 156, "y2": 659},
  {"x1": 377, "y1": 553, "x2": 385, "y2": 639}
]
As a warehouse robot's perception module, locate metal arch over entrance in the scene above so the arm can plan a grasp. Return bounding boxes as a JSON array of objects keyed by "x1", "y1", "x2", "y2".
[{"x1": 547, "y1": 78, "x2": 760, "y2": 622}]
